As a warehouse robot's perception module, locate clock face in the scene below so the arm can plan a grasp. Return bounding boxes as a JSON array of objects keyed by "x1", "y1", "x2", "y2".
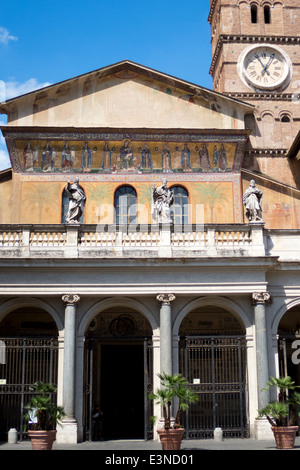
[{"x1": 243, "y1": 47, "x2": 289, "y2": 90}]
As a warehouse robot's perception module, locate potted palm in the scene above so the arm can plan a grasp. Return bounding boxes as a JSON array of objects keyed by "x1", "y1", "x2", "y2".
[
  {"x1": 24, "y1": 381, "x2": 65, "y2": 450},
  {"x1": 149, "y1": 372, "x2": 198, "y2": 450},
  {"x1": 258, "y1": 376, "x2": 300, "y2": 449}
]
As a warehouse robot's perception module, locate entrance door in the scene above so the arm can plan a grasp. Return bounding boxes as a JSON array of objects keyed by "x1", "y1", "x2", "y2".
[
  {"x1": 100, "y1": 344, "x2": 144, "y2": 439},
  {"x1": 179, "y1": 336, "x2": 248, "y2": 438}
]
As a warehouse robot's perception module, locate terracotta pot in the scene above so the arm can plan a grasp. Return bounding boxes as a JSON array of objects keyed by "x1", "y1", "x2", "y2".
[
  {"x1": 157, "y1": 428, "x2": 184, "y2": 450},
  {"x1": 272, "y1": 426, "x2": 298, "y2": 449},
  {"x1": 28, "y1": 430, "x2": 57, "y2": 450}
]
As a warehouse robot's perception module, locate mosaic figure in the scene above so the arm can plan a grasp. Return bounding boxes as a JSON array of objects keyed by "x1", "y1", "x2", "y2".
[
  {"x1": 152, "y1": 178, "x2": 174, "y2": 223},
  {"x1": 218, "y1": 144, "x2": 228, "y2": 171},
  {"x1": 160, "y1": 144, "x2": 172, "y2": 173},
  {"x1": 101, "y1": 142, "x2": 112, "y2": 172},
  {"x1": 119, "y1": 140, "x2": 137, "y2": 172},
  {"x1": 180, "y1": 144, "x2": 192, "y2": 172},
  {"x1": 51, "y1": 146, "x2": 57, "y2": 170},
  {"x1": 81, "y1": 142, "x2": 93, "y2": 172},
  {"x1": 243, "y1": 180, "x2": 263, "y2": 223},
  {"x1": 213, "y1": 144, "x2": 228, "y2": 171},
  {"x1": 62, "y1": 142, "x2": 72, "y2": 172},
  {"x1": 198, "y1": 144, "x2": 210, "y2": 171},
  {"x1": 33, "y1": 146, "x2": 39, "y2": 167},
  {"x1": 23, "y1": 143, "x2": 34, "y2": 171},
  {"x1": 41, "y1": 142, "x2": 52, "y2": 172},
  {"x1": 65, "y1": 177, "x2": 86, "y2": 224},
  {"x1": 140, "y1": 143, "x2": 153, "y2": 170}
]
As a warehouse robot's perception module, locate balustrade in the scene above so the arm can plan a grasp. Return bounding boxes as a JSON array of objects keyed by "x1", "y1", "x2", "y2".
[{"x1": 0, "y1": 223, "x2": 286, "y2": 259}]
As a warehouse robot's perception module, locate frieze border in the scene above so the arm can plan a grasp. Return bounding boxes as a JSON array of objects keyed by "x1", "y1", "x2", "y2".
[
  {"x1": 2, "y1": 127, "x2": 249, "y2": 144},
  {"x1": 2, "y1": 127, "x2": 249, "y2": 177}
]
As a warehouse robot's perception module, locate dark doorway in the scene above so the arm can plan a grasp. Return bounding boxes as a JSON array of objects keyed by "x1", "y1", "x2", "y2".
[{"x1": 100, "y1": 344, "x2": 145, "y2": 439}]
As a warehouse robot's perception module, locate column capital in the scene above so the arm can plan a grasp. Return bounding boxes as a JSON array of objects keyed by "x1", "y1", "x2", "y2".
[
  {"x1": 62, "y1": 294, "x2": 80, "y2": 305},
  {"x1": 252, "y1": 292, "x2": 271, "y2": 305},
  {"x1": 156, "y1": 293, "x2": 176, "y2": 305}
]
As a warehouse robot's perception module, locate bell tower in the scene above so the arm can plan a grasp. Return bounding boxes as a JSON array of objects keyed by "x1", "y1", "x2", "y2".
[{"x1": 208, "y1": 0, "x2": 300, "y2": 166}]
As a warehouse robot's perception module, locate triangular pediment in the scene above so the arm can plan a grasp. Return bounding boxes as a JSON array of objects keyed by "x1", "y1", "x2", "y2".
[{"x1": 0, "y1": 60, "x2": 253, "y2": 129}]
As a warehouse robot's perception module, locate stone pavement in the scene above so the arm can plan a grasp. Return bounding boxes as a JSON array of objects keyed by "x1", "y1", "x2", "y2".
[{"x1": 1, "y1": 436, "x2": 300, "y2": 451}]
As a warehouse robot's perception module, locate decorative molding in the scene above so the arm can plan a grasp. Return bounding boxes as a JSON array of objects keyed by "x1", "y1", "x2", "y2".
[
  {"x1": 210, "y1": 35, "x2": 300, "y2": 75},
  {"x1": 62, "y1": 294, "x2": 80, "y2": 305},
  {"x1": 156, "y1": 293, "x2": 176, "y2": 305},
  {"x1": 223, "y1": 92, "x2": 299, "y2": 102},
  {"x1": 252, "y1": 292, "x2": 271, "y2": 304},
  {"x1": 245, "y1": 149, "x2": 288, "y2": 156}
]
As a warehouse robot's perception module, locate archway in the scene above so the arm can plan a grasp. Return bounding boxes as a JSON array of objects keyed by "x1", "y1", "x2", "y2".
[
  {"x1": 178, "y1": 304, "x2": 248, "y2": 439},
  {"x1": 0, "y1": 306, "x2": 59, "y2": 440},
  {"x1": 84, "y1": 306, "x2": 153, "y2": 441},
  {"x1": 277, "y1": 303, "x2": 300, "y2": 387}
]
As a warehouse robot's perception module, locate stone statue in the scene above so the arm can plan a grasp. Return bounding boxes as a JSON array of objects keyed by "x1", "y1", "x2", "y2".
[
  {"x1": 65, "y1": 177, "x2": 86, "y2": 224},
  {"x1": 243, "y1": 179, "x2": 263, "y2": 223},
  {"x1": 152, "y1": 178, "x2": 174, "y2": 223}
]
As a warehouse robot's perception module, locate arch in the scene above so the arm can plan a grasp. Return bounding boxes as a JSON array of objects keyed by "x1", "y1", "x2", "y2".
[
  {"x1": 250, "y1": 3, "x2": 258, "y2": 23},
  {"x1": 169, "y1": 185, "x2": 189, "y2": 225},
  {"x1": 279, "y1": 111, "x2": 292, "y2": 123},
  {"x1": 114, "y1": 185, "x2": 137, "y2": 225},
  {"x1": 263, "y1": 4, "x2": 271, "y2": 23},
  {"x1": 78, "y1": 297, "x2": 158, "y2": 337},
  {"x1": 271, "y1": 298, "x2": 300, "y2": 335},
  {"x1": 0, "y1": 297, "x2": 63, "y2": 332},
  {"x1": 173, "y1": 296, "x2": 251, "y2": 336}
]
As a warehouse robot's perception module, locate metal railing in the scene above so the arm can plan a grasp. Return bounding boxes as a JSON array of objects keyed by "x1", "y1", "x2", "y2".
[{"x1": 0, "y1": 337, "x2": 58, "y2": 441}]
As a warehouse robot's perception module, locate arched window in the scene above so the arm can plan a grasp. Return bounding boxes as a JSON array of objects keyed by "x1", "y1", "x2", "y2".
[
  {"x1": 170, "y1": 186, "x2": 189, "y2": 225},
  {"x1": 281, "y1": 115, "x2": 290, "y2": 123},
  {"x1": 264, "y1": 5, "x2": 271, "y2": 23},
  {"x1": 61, "y1": 186, "x2": 85, "y2": 224},
  {"x1": 251, "y1": 4, "x2": 258, "y2": 23},
  {"x1": 114, "y1": 185, "x2": 137, "y2": 225}
]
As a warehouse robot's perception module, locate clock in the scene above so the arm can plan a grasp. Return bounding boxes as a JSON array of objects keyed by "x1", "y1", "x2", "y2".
[{"x1": 239, "y1": 45, "x2": 291, "y2": 90}]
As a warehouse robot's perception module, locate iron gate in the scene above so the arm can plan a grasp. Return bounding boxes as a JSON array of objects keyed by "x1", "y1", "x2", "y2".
[
  {"x1": 84, "y1": 337, "x2": 153, "y2": 441},
  {"x1": 179, "y1": 336, "x2": 248, "y2": 439},
  {"x1": 0, "y1": 337, "x2": 58, "y2": 440}
]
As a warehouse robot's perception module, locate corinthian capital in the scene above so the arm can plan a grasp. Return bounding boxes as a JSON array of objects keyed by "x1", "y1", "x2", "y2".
[
  {"x1": 156, "y1": 293, "x2": 176, "y2": 305},
  {"x1": 252, "y1": 292, "x2": 271, "y2": 305},
  {"x1": 62, "y1": 294, "x2": 80, "y2": 305}
]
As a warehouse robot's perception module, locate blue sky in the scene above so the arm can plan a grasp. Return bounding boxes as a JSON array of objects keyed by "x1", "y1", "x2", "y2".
[{"x1": 0, "y1": 0, "x2": 212, "y2": 170}]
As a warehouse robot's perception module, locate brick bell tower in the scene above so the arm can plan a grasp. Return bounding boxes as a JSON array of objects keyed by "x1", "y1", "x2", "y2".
[{"x1": 208, "y1": 0, "x2": 300, "y2": 184}]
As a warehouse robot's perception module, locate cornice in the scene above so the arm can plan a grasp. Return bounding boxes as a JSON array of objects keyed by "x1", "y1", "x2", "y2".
[
  {"x1": 245, "y1": 148, "x2": 287, "y2": 156},
  {"x1": 208, "y1": 0, "x2": 218, "y2": 24},
  {"x1": 223, "y1": 92, "x2": 300, "y2": 102},
  {"x1": 210, "y1": 35, "x2": 300, "y2": 75}
]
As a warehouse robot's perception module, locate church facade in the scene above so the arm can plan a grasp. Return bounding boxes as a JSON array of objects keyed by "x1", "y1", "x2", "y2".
[{"x1": 0, "y1": 0, "x2": 299, "y2": 443}]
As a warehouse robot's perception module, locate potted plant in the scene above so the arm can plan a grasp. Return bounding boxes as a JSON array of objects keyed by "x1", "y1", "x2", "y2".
[
  {"x1": 149, "y1": 372, "x2": 198, "y2": 450},
  {"x1": 258, "y1": 376, "x2": 300, "y2": 449},
  {"x1": 24, "y1": 381, "x2": 65, "y2": 450}
]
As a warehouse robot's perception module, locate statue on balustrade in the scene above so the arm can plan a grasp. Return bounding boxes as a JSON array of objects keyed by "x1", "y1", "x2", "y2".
[
  {"x1": 243, "y1": 179, "x2": 263, "y2": 223},
  {"x1": 152, "y1": 178, "x2": 174, "y2": 224},
  {"x1": 65, "y1": 177, "x2": 86, "y2": 224}
]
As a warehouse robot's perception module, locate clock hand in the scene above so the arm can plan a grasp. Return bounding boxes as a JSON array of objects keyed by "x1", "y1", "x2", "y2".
[
  {"x1": 254, "y1": 55, "x2": 270, "y2": 76},
  {"x1": 261, "y1": 54, "x2": 275, "y2": 76}
]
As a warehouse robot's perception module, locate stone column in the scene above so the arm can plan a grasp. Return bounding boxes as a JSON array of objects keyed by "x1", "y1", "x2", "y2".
[
  {"x1": 252, "y1": 292, "x2": 273, "y2": 440},
  {"x1": 156, "y1": 294, "x2": 175, "y2": 376},
  {"x1": 252, "y1": 291, "x2": 271, "y2": 409},
  {"x1": 57, "y1": 294, "x2": 80, "y2": 444}
]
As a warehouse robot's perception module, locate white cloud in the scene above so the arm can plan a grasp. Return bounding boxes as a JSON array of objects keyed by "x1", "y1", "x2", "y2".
[
  {"x1": 0, "y1": 78, "x2": 52, "y2": 101},
  {"x1": 0, "y1": 78, "x2": 52, "y2": 170},
  {"x1": 0, "y1": 148, "x2": 10, "y2": 171},
  {"x1": 0, "y1": 26, "x2": 18, "y2": 45}
]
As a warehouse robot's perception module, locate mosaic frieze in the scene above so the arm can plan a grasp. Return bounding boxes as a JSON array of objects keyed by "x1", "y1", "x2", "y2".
[{"x1": 17, "y1": 139, "x2": 238, "y2": 175}]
